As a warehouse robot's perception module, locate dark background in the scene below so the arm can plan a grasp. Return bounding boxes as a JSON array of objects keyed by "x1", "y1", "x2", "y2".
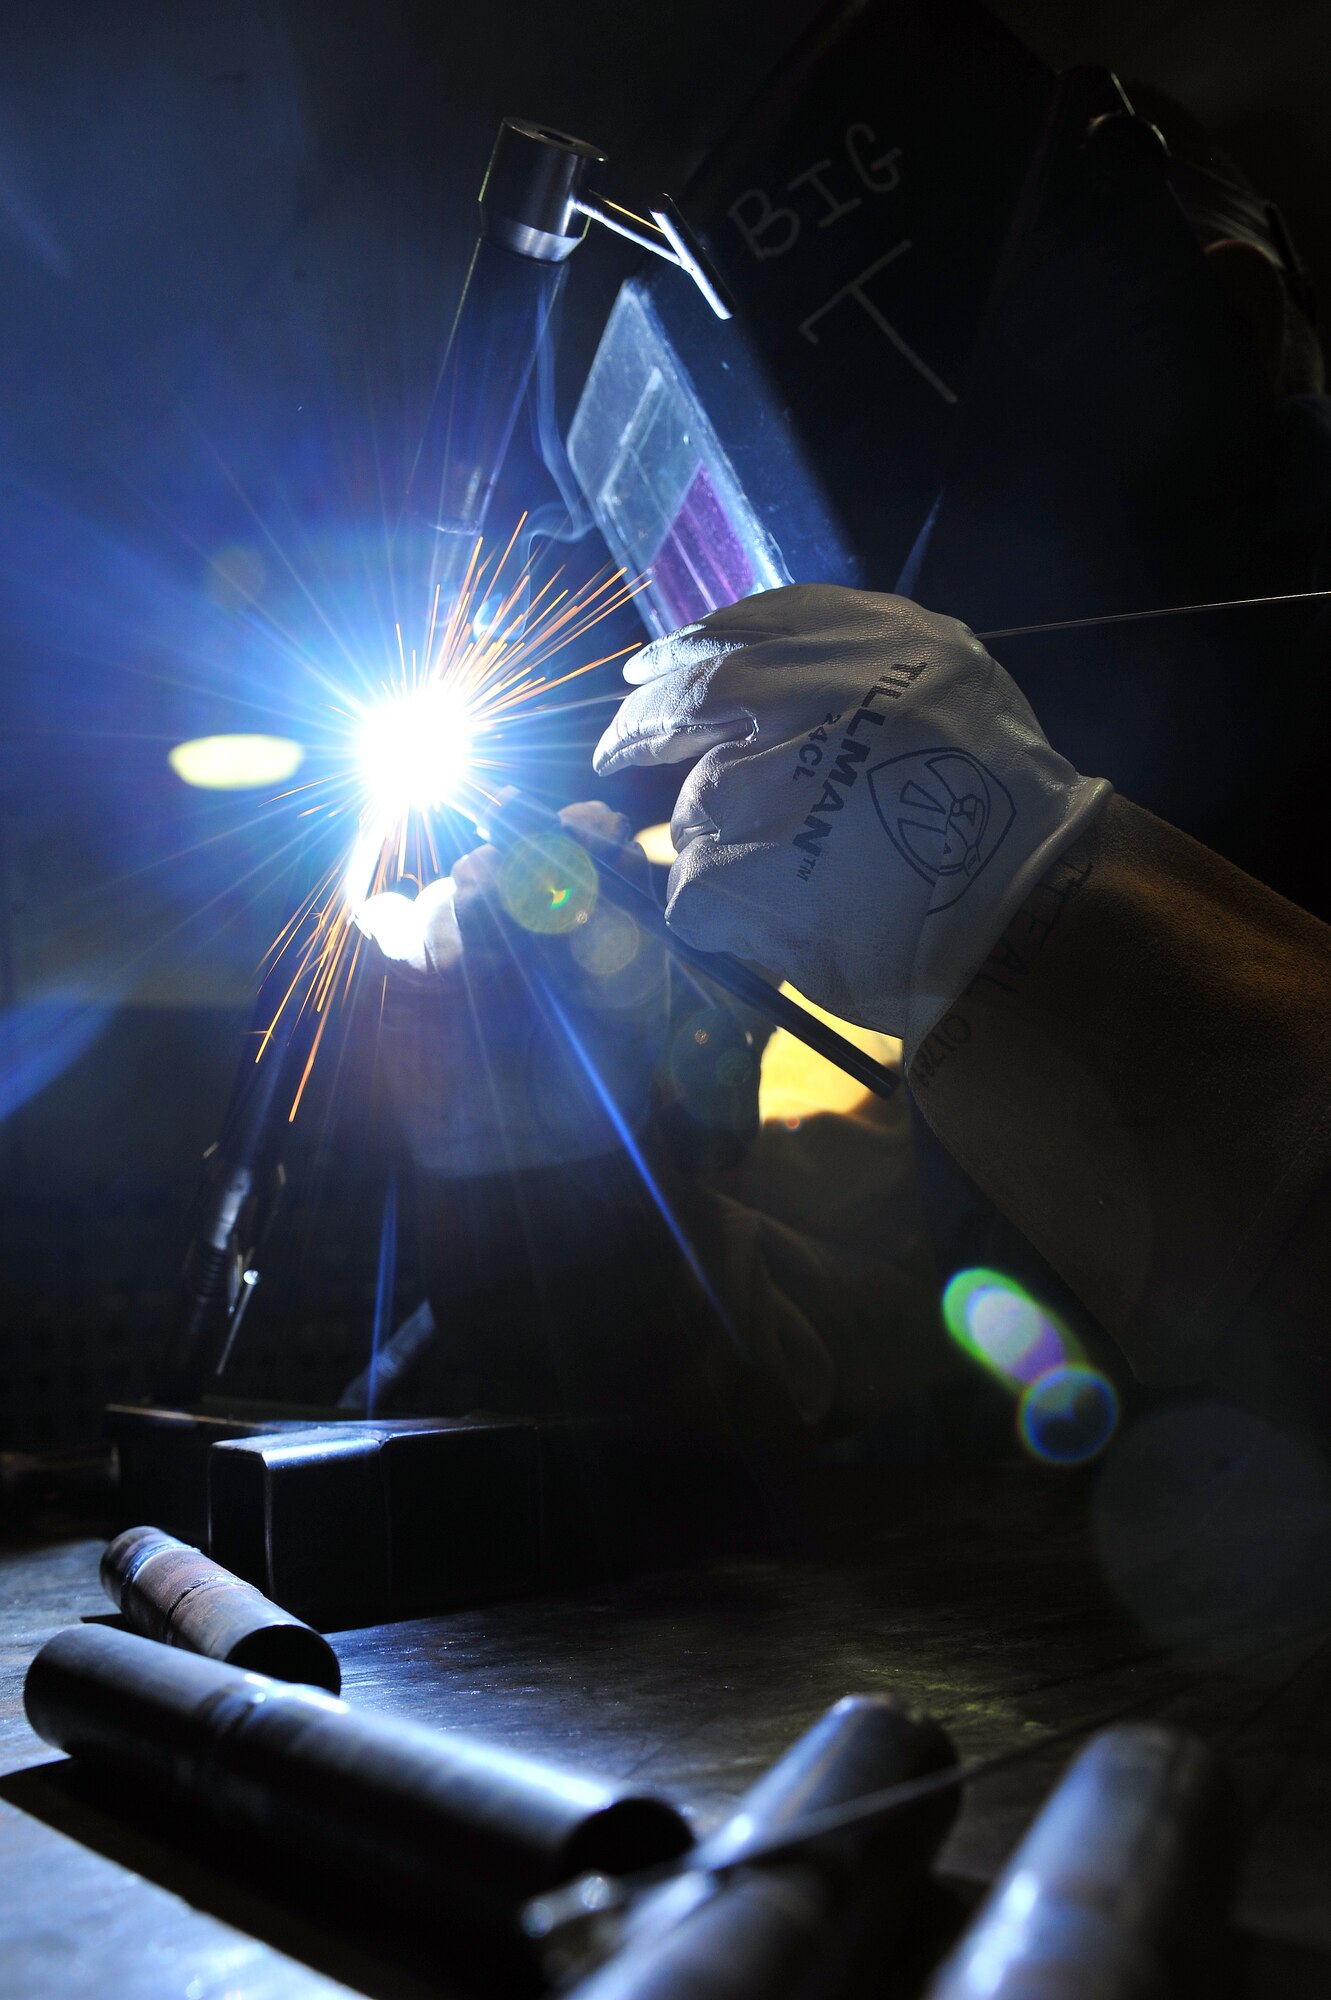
[{"x1": 2, "y1": 0, "x2": 1328, "y2": 1449}]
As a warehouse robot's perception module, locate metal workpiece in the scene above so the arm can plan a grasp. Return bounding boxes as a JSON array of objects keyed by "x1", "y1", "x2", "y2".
[
  {"x1": 531, "y1": 1694, "x2": 959, "y2": 1997},
  {"x1": 924, "y1": 1725, "x2": 1239, "y2": 1999},
  {"x1": 111, "y1": 1405, "x2": 755, "y2": 1630},
  {"x1": 205, "y1": 1418, "x2": 545, "y2": 1626},
  {"x1": 24, "y1": 1625, "x2": 692, "y2": 1926},
  {"x1": 699, "y1": 1692, "x2": 958, "y2": 1873},
  {"x1": 202, "y1": 1413, "x2": 753, "y2": 1627},
  {"x1": 100, "y1": 1524, "x2": 341, "y2": 1693}
]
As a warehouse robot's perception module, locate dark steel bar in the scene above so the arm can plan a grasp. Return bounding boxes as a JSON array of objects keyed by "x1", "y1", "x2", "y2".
[
  {"x1": 923, "y1": 1724, "x2": 1239, "y2": 1999},
  {"x1": 477, "y1": 794, "x2": 901, "y2": 1101},
  {"x1": 529, "y1": 1693, "x2": 958, "y2": 1997},
  {"x1": 25, "y1": 1626, "x2": 692, "y2": 1926},
  {"x1": 101, "y1": 1524, "x2": 341, "y2": 1693}
]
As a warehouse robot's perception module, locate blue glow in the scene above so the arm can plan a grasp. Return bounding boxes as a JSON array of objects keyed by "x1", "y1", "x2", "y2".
[
  {"x1": 2, "y1": 998, "x2": 113, "y2": 1122},
  {"x1": 367, "y1": 1172, "x2": 398, "y2": 1418},
  {"x1": 472, "y1": 592, "x2": 506, "y2": 639},
  {"x1": 1018, "y1": 1364, "x2": 1119, "y2": 1466},
  {"x1": 537, "y1": 977, "x2": 742, "y2": 1354}
]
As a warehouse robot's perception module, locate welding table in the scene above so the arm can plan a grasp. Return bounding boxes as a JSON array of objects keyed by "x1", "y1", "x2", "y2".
[{"x1": 2, "y1": 1462, "x2": 1329, "y2": 1998}]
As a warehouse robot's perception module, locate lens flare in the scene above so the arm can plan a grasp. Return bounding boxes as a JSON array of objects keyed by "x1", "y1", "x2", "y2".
[
  {"x1": 669, "y1": 1006, "x2": 760, "y2": 1132},
  {"x1": 497, "y1": 831, "x2": 598, "y2": 935},
  {"x1": 942, "y1": 1267, "x2": 1118, "y2": 1467},
  {"x1": 169, "y1": 734, "x2": 304, "y2": 790},
  {"x1": 1019, "y1": 1365, "x2": 1119, "y2": 1466},
  {"x1": 942, "y1": 1267, "x2": 1069, "y2": 1388}
]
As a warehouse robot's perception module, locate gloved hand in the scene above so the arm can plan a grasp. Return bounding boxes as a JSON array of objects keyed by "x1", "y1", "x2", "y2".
[
  {"x1": 356, "y1": 802, "x2": 668, "y2": 1177},
  {"x1": 593, "y1": 585, "x2": 1111, "y2": 1060}
]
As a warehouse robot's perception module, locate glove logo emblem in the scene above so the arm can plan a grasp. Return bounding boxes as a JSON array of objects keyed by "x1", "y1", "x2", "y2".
[{"x1": 868, "y1": 749, "x2": 1015, "y2": 907}]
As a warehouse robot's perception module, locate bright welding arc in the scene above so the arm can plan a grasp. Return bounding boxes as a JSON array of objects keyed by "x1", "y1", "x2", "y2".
[{"x1": 255, "y1": 520, "x2": 647, "y2": 1121}]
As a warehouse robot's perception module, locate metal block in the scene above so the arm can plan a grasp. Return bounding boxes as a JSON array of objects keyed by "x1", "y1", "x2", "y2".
[
  {"x1": 107, "y1": 1401, "x2": 299, "y2": 1544},
  {"x1": 208, "y1": 1418, "x2": 544, "y2": 1625}
]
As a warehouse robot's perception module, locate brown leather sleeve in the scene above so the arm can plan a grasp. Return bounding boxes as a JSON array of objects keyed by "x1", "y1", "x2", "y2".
[{"x1": 907, "y1": 794, "x2": 1331, "y2": 1388}]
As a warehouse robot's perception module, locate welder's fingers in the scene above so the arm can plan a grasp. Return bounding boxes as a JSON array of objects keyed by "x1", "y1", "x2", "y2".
[
  {"x1": 451, "y1": 844, "x2": 503, "y2": 896},
  {"x1": 621, "y1": 629, "x2": 751, "y2": 688},
  {"x1": 663, "y1": 835, "x2": 799, "y2": 969},
  {"x1": 619, "y1": 586, "x2": 840, "y2": 688},
  {"x1": 596, "y1": 615, "x2": 881, "y2": 775},
  {"x1": 667, "y1": 739, "x2": 773, "y2": 857},
  {"x1": 356, "y1": 878, "x2": 464, "y2": 987},
  {"x1": 601, "y1": 585, "x2": 990, "y2": 774},
  {"x1": 556, "y1": 800, "x2": 648, "y2": 885},
  {"x1": 451, "y1": 845, "x2": 512, "y2": 965},
  {"x1": 415, "y1": 876, "x2": 465, "y2": 978},
  {"x1": 593, "y1": 661, "x2": 759, "y2": 773},
  {"x1": 557, "y1": 800, "x2": 632, "y2": 848},
  {"x1": 355, "y1": 891, "x2": 424, "y2": 968}
]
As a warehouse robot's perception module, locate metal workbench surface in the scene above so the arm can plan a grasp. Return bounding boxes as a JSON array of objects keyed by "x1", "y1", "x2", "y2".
[{"x1": 2, "y1": 1460, "x2": 1329, "y2": 1997}]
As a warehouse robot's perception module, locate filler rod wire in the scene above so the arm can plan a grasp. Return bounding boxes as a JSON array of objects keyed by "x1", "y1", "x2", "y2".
[
  {"x1": 475, "y1": 793, "x2": 901, "y2": 1101},
  {"x1": 454, "y1": 586, "x2": 1331, "y2": 1107},
  {"x1": 979, "y1": 584, "x2": 1331, "y2": 642}
]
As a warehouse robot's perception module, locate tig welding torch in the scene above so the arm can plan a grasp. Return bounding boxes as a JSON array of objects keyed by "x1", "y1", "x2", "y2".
[
  {"x1": 406, "y1": 118, "x2": 729, "y2": 560},
  {"x1": 472, "y1": 791, "x2": 901, "y2": 1101}
]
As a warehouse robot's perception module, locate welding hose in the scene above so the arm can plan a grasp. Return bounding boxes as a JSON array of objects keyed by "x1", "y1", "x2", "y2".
[{"x1": 476, "y1": 794, "x2": 901, "y2": 1101}]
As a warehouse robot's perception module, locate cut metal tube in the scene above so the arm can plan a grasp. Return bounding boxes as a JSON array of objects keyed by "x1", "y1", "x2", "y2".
[
  {"x1": 101, "y1": 1524, "x2": 341, "y2": 1693},
  {"x1": 923, "y1": 1724, "x2": 1239, "y2": 1999},
  {"x1": 25, "y1": 1625, "x2": 692, "y2": 1925},
  {"x1": 476, "y1": 794, "x2": 901, "y2": 1101},
  {"x1": 530, "y1": 1693, "x2": 958, "y2": 1997}
]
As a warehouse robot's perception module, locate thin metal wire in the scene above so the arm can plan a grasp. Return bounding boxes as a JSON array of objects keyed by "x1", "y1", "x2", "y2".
[
  {"x1": 698, "y1": 1620, "x2": 1331, "y2": 1879},
  {"x1": 979, "y1": 586, "x2": 1331, "y2": 643}
]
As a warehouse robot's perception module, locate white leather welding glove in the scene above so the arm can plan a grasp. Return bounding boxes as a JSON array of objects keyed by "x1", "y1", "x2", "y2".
[
  {"x1": 356, "y1": 803, "x2": 668, "y2": 1177},
  {"x1": 594, "y1": 585, "x2": 1111, "y2": 1061}
]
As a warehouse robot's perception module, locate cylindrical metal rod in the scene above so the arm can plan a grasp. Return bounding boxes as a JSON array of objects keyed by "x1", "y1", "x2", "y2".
[
  {"x1": 701, "y1": 1692, "x2": 957, "y2": 1873},
  {"x1": 25, "y1": 1626, "x2": 692, "y2": 1926},
  {"x1": 476, "y1": 795, "x2": 900, "y2": 1101},
  {"x1": 531, "y1": 1694, "x2": 958, "y2": 1997},
  {"x1": 101, "y1": 1525, "x2": 341, "y2": 1693},
  {"x1": 923, "y1": 1724, "x2": 1239, "y2": 1999}
]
